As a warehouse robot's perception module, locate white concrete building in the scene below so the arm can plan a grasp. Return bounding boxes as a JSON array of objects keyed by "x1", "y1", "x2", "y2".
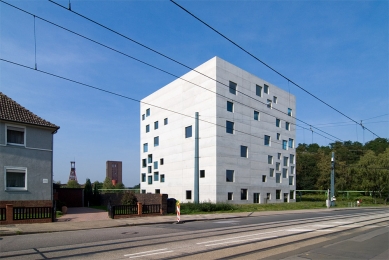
[{"x1": 140, "y1": 57, "x2": 296, "y2": 204}]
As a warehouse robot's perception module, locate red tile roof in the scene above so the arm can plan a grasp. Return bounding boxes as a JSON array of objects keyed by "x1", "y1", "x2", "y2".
[{"x1": 0, "y1": 92, "x2": 59, "y2": 130}]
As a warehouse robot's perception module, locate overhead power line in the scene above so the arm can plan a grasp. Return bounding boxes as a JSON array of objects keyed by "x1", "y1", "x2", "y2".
[{"x1": 169, "y1": 0, "x2": 380, "y2": 139}]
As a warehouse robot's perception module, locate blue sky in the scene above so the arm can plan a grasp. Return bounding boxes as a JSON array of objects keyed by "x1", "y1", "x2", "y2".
[{"x1": 1, "y1": 0, "x2": 387, "y2": 187}]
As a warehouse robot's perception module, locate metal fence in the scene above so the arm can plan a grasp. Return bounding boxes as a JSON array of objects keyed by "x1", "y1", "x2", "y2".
[
  {"x1": 13, "y1": 207, "x2": 52, "y2": 220},
  {"x1": 142, "y1": 204, "x2": 160, "y2": 214},
  {"x1": 0, "y1": 208, "x2": 6, "y2": 221},
  {"x1": 109, "y1": 205, "x2": 138, "y2": 219}
]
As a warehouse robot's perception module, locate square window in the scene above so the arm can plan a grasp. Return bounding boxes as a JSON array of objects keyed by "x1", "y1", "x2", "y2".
[
  {"x1": 141, "y1": 173, "x2": 146, "y2": 182},
  {"x1": 142, "y1": 159, "x2": 146, "y2": 168},
  {"x1": 276, "y1": 118, "x2": 281, "y2": 127},
  {"x1": 241, "y1": 189, "x2": 248, "y2": 200},
  {"x1": 273, "y1": 96, "x2": 277, "y2": 104},
  {"x1": 290, "y1": 190, "x2": 295, "y2": 199},
  {"x1": 226, "y1": 170, "x2": 234, "y2": 182},
  {"x1": 141, "y1": 189, "x2": 146, "y2": 194},
  {"x1": 283, "y1": 168, "x2": 288, "y2": 178},
  {"x1": 143, "y1": 143, "x2": 148, "y2": 153},
  {"x1": 154, "y1": 172, "x2": 159, "y2": 181},
  {"x1": 154, "y1": 136, "x2": 159, "y2": 147},
  {"x1": 155, "y1": 189, "x2": 160, "y2": 194},
  {"x1": 284, "y1": 157, "x2": 289, "y2": 167},
  {"x1": 254, "y1": 111, "x2": 259, "y2": 120},
  {"x1": 253, "y1": 193, "x2": 260, "y2": 203},
  {"x1": 288, "y1": 108, "x2": 292, "y2": 116},
  {"x1": 268, "y1": 155, "x2": 273, "y2": 164},
  {"x1": 154, "y1": 121, "x2": 158, "y2": 130},
  {"x1": 148, "y1": 176, "x2": 152, "y2": 184},
  {"x1": 164, "y1": 118, "x2": 168, "y2": 125},
  {"x1": 154, "y1": 161, "x2": 158, "y2": 169},
  {"x1": 276, "y1": 190, "x2": 281, "y2": 200},
  {"x1": 185, "y1": 126, "x2": 192, "y2": 138},
  {"x1": 226, "y1": 121, "x2": 234, "y2": 134},
  {"x1": 290, "y1": 154, "x2": 295, "y2": 164},
  {"x1": 291, "y1": 166, "x2": 295, "y2": 174},
  {"x1": 142, "y1": 114, "x2": 145, "y2": 120},
  {"x1": 5, "y1": 167, "x2": 27, "y2": 190},
  {"x1": 227, "y1": 101, "x2": 234, "y2": 112},
  {"x1": 267, "y1": 99, "x2": 272, "y2": 108},
  {"x1": 146, "y1": 108, "x2": 150, "y2": 117},
  {"x1": 200, "y1": 170, "x2": 205, "y2": 178},
  {"x1": 278, "y1": 153, "x2": 281, "y2": 160},
  {"x1": 276, "y1": 173, "x2": 281, "y2": 183},
  {"x1": 160, "y1": 158, "x2": 164, "y2": 165},
  {"x1": 264, "y1": 84, "x2": 269, "y2": 94},
  {"x1": 264, "y1": 135, "x2": 271, "y2": 146},
  {"x1": 282, "y1": 140, "x2": 288, "y2": 150},
  {"x1": 240, "y1": 145, "x2": 248, "y2": 158},
  {"x1": 186, "y1": 190, "x2": 192, "y2": 200},
  {"x1": 289, "y1": 138, "x2": 294, "y2": 148},
  {"x1": 256, "y1": 85, "x2": 262, "y2": 97},
  {"x1": 148, "y1": 166, "x2": 152, "y2": 173},
  {"x1": 146, "y1": 125, "x2": 150, "y2": 133},
  {"x1": 277, "y1": 133, "x2": 281, "y2": 140},
  {"x1": 148, "y1": 154, "x2": 153, "y2": 164},
  {"x1": 7, "y1": 126, "x2": 25, "y2": 145},
  {"x1": 160, "y1": 174, "x2": 165, "y2": 182},
  {"x1": 276, "y1": 162, "x2": 280, "y2": 171},
  {"x1": 262, "y1": 175, "x2": 267, "y2": 182},
  {"x1": 228, "y1": 192, "x2": 233, "y2": 201},
  {"x1": 269, "y1": 168, "x2": 274, "y2": 177},
  {"x1": 229, "y1": 81, "x2": 237, "y2": 95},
  {"x1": 286, "y1": 122, "x2": 290, "y2": 131},
  {"x1": 267, "y1": 193, "x2": 271, "y2": 200},
  {"x1": 289, "y1": 176, "x2": 294, "y2": 185}
]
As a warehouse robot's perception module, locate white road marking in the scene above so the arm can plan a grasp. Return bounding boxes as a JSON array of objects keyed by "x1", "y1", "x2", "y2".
[
  {"x1": 128, "y1": 251, "x2": 174, "y2": 259},
  {"x1": 286, "y1": 229, "x2": 313, "y2": 232},
  {"x1": 213, "y1": 220, "x2": 240, "y2": 224},
  {"x1": 311, "y1": 224, "x2": 334, "y2": 227},
  {"x1": 332, "y1": 221, "x2": 352, "y2": 224},
  {"x1": 197, "y1": 230, "x2": 282, "y2": 245},
  {"x1": 124, "y1": 248, "x2": 169, "y2": 257},
  {"x1": 205, "y1": 236, "x2": 277, "y2": 247},
  {"x1": 315, "y1": 229, "x2": 335, "y2": 232}
]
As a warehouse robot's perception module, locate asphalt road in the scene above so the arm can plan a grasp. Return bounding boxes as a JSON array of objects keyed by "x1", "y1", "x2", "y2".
[{"x1": 0, "y1": 208, "x2": 388, "y2": 259}]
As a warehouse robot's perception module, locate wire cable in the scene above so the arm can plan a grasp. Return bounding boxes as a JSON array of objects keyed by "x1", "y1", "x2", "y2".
[{"x1": 169, "y1": 0, "x2": 380, "y2": 139}]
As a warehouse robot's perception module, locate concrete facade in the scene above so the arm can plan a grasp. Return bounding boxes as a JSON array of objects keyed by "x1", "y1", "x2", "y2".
[{"x1": 140, "y1": 57, "x2": 296, "y2": 204}]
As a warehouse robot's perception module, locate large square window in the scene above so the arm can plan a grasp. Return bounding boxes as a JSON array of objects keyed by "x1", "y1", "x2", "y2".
[
  {"x1": 283, "y1": 168, "x2": 288, "y2": 178},
  {"x1": 262, "y1": 175, "x2": 267, "y2": 182},
  {"x1": 226, "y1": 121, "x2": 234, "y2": 134},
  {"x1": 241, "y1": 189, "x2": 248, "y2": 200},
  {"x1": 186, "y1": 190, "x2": 192, "y2": 200},
  {"x1": 5, "y1": 167, "x2": 27, "y2": 190},
  {"x1": 148, "y1": 176, "x2": 152, "y2": 184},
  {"x1": 264, "y1": 84, "x2": 269, "y2": 94},
  {"x1": 264, "y1": 135, "x2": 271, "y2": 146},
  {"x1": 185, "y1": 126, "x2": 192, "y2": 138},
  {"x1": 229, "y1": 81, "x2": 237, "y2": 95},
  {"x1": 240, "y1": 145, "x2": 248, "y2": 158},
  {"x1": 289, "y1": 176, "x2": 294, "y2": 185},
  {"x1": 154, "y1": 172, "x2": 159, "y2": 181},
  {"x1": 7, "y1": 126, "x2": 25, "y2": 145},
  {"x1": 227, "y1": 101, "x2": 234, "y2": 112},
  {"x1": 228, "y1": 192, "x2": 233, "y2": 201},
  {"x1": 154, "y1": 121, "x2": 159, "y2": 130},
  {"x1": 226, "y1": 170, "x2": 234, "y2": 182},
  {"x1": 284, "y1": 157, "x2": 289, "y2": 167},
  {"x1": 143, "y1": 143, "x2": 148, "y2": 153},
  {"x1": 268, "y1": 155, "x2": 273, "y2": 164},
  {"x1": 276, "y1": 173, "x2": 281, "y2": 183},
  {"x1": 154, "y1": 136, "x2": 159, "y2": 147},
  {"x1": 269, "y1": 168, "x2": 274, "y2": 177},
  {"x1": 276, "y1": 190, "x2": 281, "y2": 200},
  {"x1": 282, "y1": 140, "x2": 288, "y2": 150},
  {"x1": 254, "y1": 111, "x2": 259, "y2": 120},
  {"x1": 154, "y1": 161, "x2": 158, "y2": 169},
  {"x1": 256, "y1": 85, "x2": 262, "y2": 97}
]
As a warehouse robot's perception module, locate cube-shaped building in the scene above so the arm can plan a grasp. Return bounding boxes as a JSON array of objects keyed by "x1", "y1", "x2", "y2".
[{"x1": 140, "y1": 57, "x2": 296, "y2": 204}]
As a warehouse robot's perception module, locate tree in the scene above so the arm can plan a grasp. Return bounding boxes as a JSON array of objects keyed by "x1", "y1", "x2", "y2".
[
  {"x1": 102, "y1": 177, "x2": 114, "y2": 192},
  {"x1": 121, "y1": 191, "x2": 138, "y2": 205},
  {"x1": 115, "y1": 182, "x2": 126, "y2": 193},
  {"x1": 84, "y1": 178, "x2": 93, "y2": 206},
  {"x1": 92, "y1": 181, "x2": 101, "y2": 205},
  {"x1": 66, "y1": 180, "x2": 80, "y2": 188}
]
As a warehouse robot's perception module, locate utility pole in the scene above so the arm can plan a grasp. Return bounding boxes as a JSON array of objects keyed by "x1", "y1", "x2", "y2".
[
  {"x1": 194, "y1": 112, "x2": 199, "y2": 204},
  {"x1": 330, "y1": 152, "x2": 335, "y2": 206}
]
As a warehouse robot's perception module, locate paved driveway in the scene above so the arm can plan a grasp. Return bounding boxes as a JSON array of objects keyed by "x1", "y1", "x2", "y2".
[{"x1": 57, "y1": 207, "x2": 110, "y2": 222}]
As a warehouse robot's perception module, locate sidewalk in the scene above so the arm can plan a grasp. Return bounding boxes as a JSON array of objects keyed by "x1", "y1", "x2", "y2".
[{"x1": 0, "y1": 207, "x2": 375, "y2": 237}]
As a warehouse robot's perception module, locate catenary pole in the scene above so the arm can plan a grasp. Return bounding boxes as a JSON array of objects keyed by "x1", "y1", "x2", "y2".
[{"x1": 194, "y1": 112, "x2": 199, "y2": 203}]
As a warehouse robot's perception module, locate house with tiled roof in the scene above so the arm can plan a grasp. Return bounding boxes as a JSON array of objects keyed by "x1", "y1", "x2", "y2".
[{"x1": 0, "y1": 92, "x2": 59, "y2": 224}]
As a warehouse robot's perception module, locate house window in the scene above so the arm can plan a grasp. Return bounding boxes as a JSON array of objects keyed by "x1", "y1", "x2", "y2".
[
  {"x1": 290, "y1": 154, "x2": 295, "y2": 164},
  {"x1": 289, "y1": 176, "x2": 294, "y2": 185},
  {"x1": 288, "y1": 108, "x2": 292, "y2": 116},
  {"x1": 160, "y1": 174, "x2": 165, "y2": 182},
  {"x1": 7, "y1": 126, "x2": 25, "y2": 145},
  {"x1": 253, "y1": 193, "x2": 260, "y2": 203},
  {"x1": 290, "y1": 190, "x2": 295, "y2": 199},
  {"x1": 277, "y1": 133, "x2": 280, "y2": 140},
  {"x1": 276, "y1": 173, "x2": 281, "y2": 183},
  {"x1": 154, "y1": 172, "x2": 159, "y2": 181},
  {"x1": 291, "y1": 166, "x2": 295, "y2": 175},
  {"x1": 273, "y1": 96, "x2": 277, "y2": 104},
  {"x1": 154, "y1": 161, "x2": 158, "y2": 169},
  {"x1": 286, "y1": 122, "x2": 290, "y2": 131},
  {"x1": 276, "y1": 190, "x2": 281, "y2": 200},
  {"x1": 143, "y1": 143, "x2": 148, "y2": 153},
  {"x1": 186, "y1": 190, "x2": 192, "y2": 200},
  {"x1": 5, "y1": 167, "x2": 27, "y2": 190},
  {"x1": 141, "y1": 190, "x2": 146, "y2": 194},
  {"x1": 185, "y1": 126, "x2": 192, "y2": 138},
  {"x1": 148, "y1": 154, "x2": 153, "y2": 164},
  {"x1": 264, "y1": 135, "x2": 271, "y2": 146},
  {"x1": 200, "y1": 170, "x2": 205, "y2": 178},
  {"x1": 226, "y1": 170, "x2": 234, "y2": 182},
  {"x1": 146, "y1": 108, "x2": 150, "y2": 117},
  {"x1": 276, "y1": 118, "x2": 281, "y2": 127},
  {"x1": 241, "y1": 189, "x2": 248, "y2": 200},
  {"x1": 146, "y1": 125, "x2": 150, "y2": 133},
  {"x1": 284, "y1": 157, "x2": 289, "y2": 167},
  {"x1": 283, "y1": 168, "x2": 288, "y2": 178},
  {"x1": 267, "y1": 193, "x2": 271, "y2": 201},
  {"x1": 142, "y1": 159, "x2": 146, "y2": 168},
  {"x1": 142, "y1": 114, "x2": 145, "y2": 120},
  {"x1": 164, "y1": 118, "x2": 168, "y2": 125},
  {"x1": 148, "y1": 176, "x2": 152, "y2": 184},
  {"x1": 240, "y1": 145, "x2": 248, "y2": 158},
  {"x1": 226, "y1": 121, "x2": 234, "y2": 134},
  {"x1": 155, "y1": 189, "x2": 160, "y2": 194},
  {"x1": 282, "y1": 140, "x2": 288, "y2": 150},
  {"x1": 228, "y1": 192, "x2": 233, "y2": 201},
  {"x1": 262, "y1": 175, "x2": 267, "y2": 182},
  {"x1": 268, "y1": 155, "x2": 273, "y2": 164},
  {"x1": 269, "y1": 168, "x2": 274, "y2": 177},
  {"x1": 278, "y1": 153, "x2": 281, "y2": 160},
  {"x1": 256, "y1": 85, "x2": 262, "y2": 97},
  {"x1": 227, "y1": 101, "x2": 234, "y2": 112},
  {"x1": 289, "y1": 138, "x2": 294, "y2": 148},
  {"x1": 267, "y1": 99, "x2": 272, "y2": 108},
  {"x1": 254, "y1": 111, "x2": 259, "y2": 120},
  {"x1": 148, "y1": 166, "x2": 152, "y2": 173},
  {"x1": 264, "y1": 84, "x2": 269, "y2": 94},
  {"x1": 141, "y1": 173, "x2": 146, "y2": 182},
  {"x1": 160, "y1": 158, "x2": 164, "y2": 165},
  {"x1": 154, "y1": 121, "x2": 159, "y2": 130},
  {"x1": 276, "y1": 162, "x2": 280, "y2": 171},
  {"x1": 154, "y1": 136, "x2": 159, "y2": 147},
  {"x1": 229, "y1": 81, "x2": 237, "y2": 95}
]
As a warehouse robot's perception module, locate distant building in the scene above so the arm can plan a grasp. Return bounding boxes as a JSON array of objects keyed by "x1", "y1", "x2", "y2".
[
  {"x1": 68, "y1": 161, "x2": 77, "y2": 181},
  {"x1": 106, "y1": 161, "x2": 122, "y2": 185}
]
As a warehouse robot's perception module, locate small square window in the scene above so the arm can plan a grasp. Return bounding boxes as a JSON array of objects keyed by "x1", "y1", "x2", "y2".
[
  {"x1": 278, "y1": 153, "x2": 281, "y2": 160},
  {"x1": 277, "y1": 133, "x2": 281, "y2": 140},
  {"x1": 141, "y1": 173, "x2": 146, "y2": 182},
  {"x1": 267, "y1": 99, "x2": 272, "y2": 108},
  {"x1": 226, "y1": 170, "x2": 234, "y2": 182},
  {"x1": 148, "y1": 154, "x2": 153, "y2": 164},
  {"x1": 185, "y1": 126, "x2": 192, "y2": 138},
  {"x1": 142, "y1": 159, "x2": 146, "y2": 168},
  {"x1": 267, "y1": 193, "x2": 271, "y2": 200},
  {"x1": 226, "y1": 121, "x2": 234, "y2": 134},
  {"x1": 164, "y1": 118, "x2": 168, "y2": 125},
  {"x1": 154, "y1": 161, "x2": 158, "y2": 169},
  {"x1": 146, "y1": 125, "x2": 150, "y2": 133},
  {"x1": 276, "y1": 118, "x2": 281, "y2": 127},
  {"x1": 283, "y1": 168, "x2": 288, "y2": 178},
  {"x1": 286, "y1": 122, "x2": 290, "y2": 131},
  {"x1": 264, "y1": 135, "x2": 271, "y2": 146},
  {"x1": 241, "y1": 189, "x2": 248, "y2": 200},
  {"x1": 273, "y1": 96, "x2": 277, "y2": 104},
  {"x1": 240, "y1": 145, "x2": 248, "y2": 158},
  {"x1": 228, "y1": 192, "x2": 233, "y2": 200},
  {"x1": 256, "y1": 85, "x2": 262, "y2": 97},
  {"x1": 289, "y1": 176, "x2": 294, "y2": 185},
  {"x1": 254, "y1": 111, "x2": 259, "y2": 121},
  {"x1": 160, "y1": 174, "x2": 165, "y2": 182},
  {"x1": 160, "y1": 158, "x2": 164, "y2": 165},
  {"x1": 269, "y1": 168, "x2": 274, "y2": 177},
  {"x1": 186, "y1": 190, "x2": 192, "y2": 200},
  {"x1": 264, "y1": 84, "x2": 269, "y2": 94},
  {"x1": 146, "y1": 108, "x2": 150, "y2": 117},
  {"x1": 282, "y1": 140, "x2": 288, "y2": 150},
  {"x1": 288, "y1": 108, "x2": 292, "y2": 116},
  {"x1": 143, "y1": 143, "x2": 148, "y2": 153},
  {"x1": 154, "y1": 136, "x2": 159, "y2": 147},
  {"x1": 141, "y1": 189, "x2": 146, "y2": 194},
  {"x1": 5, "y1": 167, "x2": 27, "y2": 190},
  {"x1": 154, "y1": 121, "x2": 159, "y2": 130},
  {"x1": 148, "y1": 176, "x2": 152, "y2": 184},
  {"x1": 154, "y1": 172, "x2": 159, "y2": 181},
  {"x1": 276, "y1": 190, "x2": 281, "y2": 200},
  {"x1": 142, "y1": 114, "x2": 145, "y2": 120},
  {"x1": 148, "y1": 166, "x2": 152, "y2": 173},
  {"x1": 276, "y1": 173, "x2": 281, "y2": 183},
  {"x1": 262, "y1": 175, "x2": 267, "y2": 182},
  {"x1": 268, "y1": 155, "x2": 273, "y2": 164},
  {"x1": 7, "y1": 126, "x2": 25, "y2": 145},
  {"x1": 276, "y1": 162, "x2": 280, "y2": 171},
  {"x1": 155, "y1": 189, "x2": 160, "y2": 194},
  {"x1": 229, "y1": 81, "x2": 237, "y2": 95},
  {"x1": 227, "y1": 101, "x2": 234, "y2": 112},
  {"x1": 200, "y1": 170, "x2": 205, "y2": 178}
]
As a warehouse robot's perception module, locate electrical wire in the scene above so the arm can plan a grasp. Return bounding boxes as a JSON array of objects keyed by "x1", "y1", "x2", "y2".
[{"x1": 169, "y1": 0, "x2": 381, "y2": 139}]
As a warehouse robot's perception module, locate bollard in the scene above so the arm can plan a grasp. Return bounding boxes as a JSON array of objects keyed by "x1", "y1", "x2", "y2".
[{"x1": 176, "y1": 200, "x2": 180, "y2": 223}]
